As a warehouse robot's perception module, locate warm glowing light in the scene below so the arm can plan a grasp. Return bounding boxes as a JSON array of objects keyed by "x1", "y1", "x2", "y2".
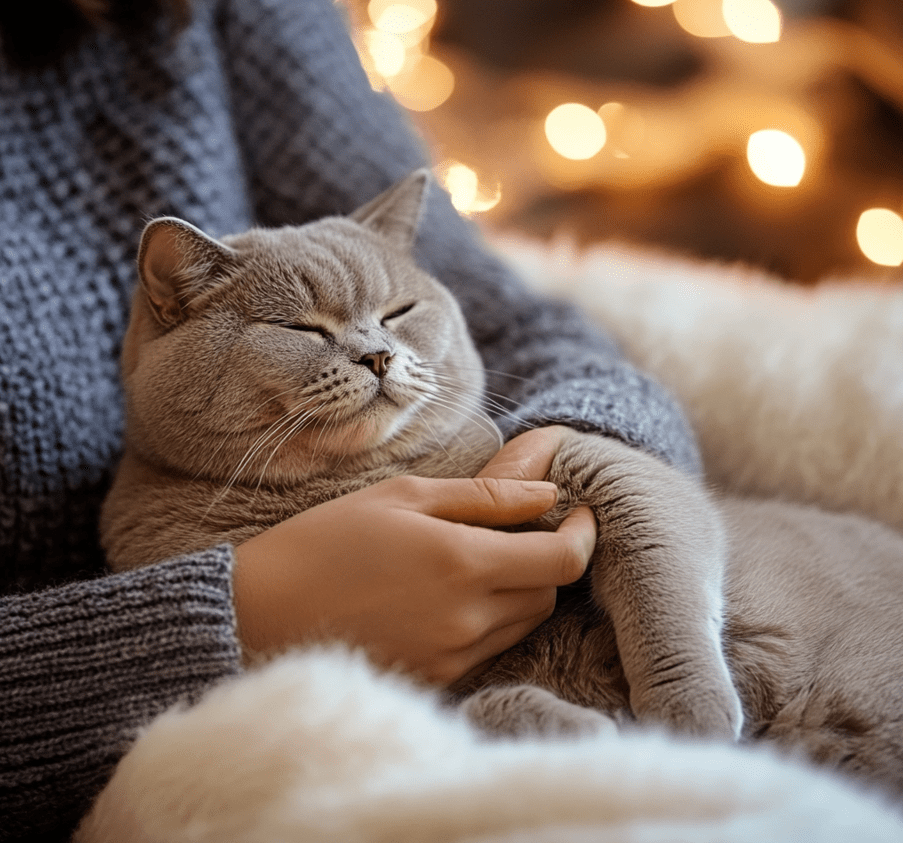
[
  {"x1": 388, "y1": 55, "x2": 454, "y2": 111},
  {"x1": 439, "y1": 161, "x2": 501, "y2": 214},
  {"x1": 363, "y1": 29, "x2": 406, "y2": 77},
  {"x1": 545, "y1": 103, "x2": 607, "y2": 161},
  {"x1": 722, "y1": 0, "x2": 782, "y2": 43},
  {"x1": 673, "y1": 0, "x2": 732, "y2": 37},
  {"x1": 631, "y1": 0, "x2": 676, "y2": 6},
  {"x1": 857, "y1": 209, "x2": 903, "y2": 267},
  {"x1": 443, "y1": 163, "x2": 477, "y2": 210},
  {"x1": 368, "y1": 0, "x2": 437, "y2": 33},
  {"x1": 598, "y1": 102, "x2": 645, "y2": 158},
  {"x1": 598, "y1": 102, "x2": 625, "y2": 129},
  {"x1": 746, "y1": 129, "x2": 805, "y2": 187}
]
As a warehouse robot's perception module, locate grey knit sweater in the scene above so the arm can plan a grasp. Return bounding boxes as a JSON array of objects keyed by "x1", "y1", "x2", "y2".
[{"x1": 0, "y1": 0, "x2": 700, "y2": 838}]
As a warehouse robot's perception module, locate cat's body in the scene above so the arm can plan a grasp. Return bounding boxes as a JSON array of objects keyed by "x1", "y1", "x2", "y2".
[
  {"x1": 102, "y1": 170, "x2": 903, "y2": 801},
  {"x1": 459, "y1": 491, "x2": 903, "y2": 799}
]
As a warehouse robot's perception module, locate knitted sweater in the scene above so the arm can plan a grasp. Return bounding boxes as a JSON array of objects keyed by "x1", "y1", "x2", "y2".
[{"x1": 0, "y1": 0, "x2": 700, "y2": 838}]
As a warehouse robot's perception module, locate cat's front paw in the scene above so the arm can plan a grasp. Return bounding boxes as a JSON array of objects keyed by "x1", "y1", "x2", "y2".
[
  {"x1": 631, "y1": 666, "x2": 744, "y2": 741},
  {"x1": 461, "y1": 685, "x2": 619, "y2": 740}
]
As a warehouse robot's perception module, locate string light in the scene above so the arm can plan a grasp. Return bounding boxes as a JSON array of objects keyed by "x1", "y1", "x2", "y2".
[
  {"x1": 388, "y1": 54, "x2": 454, "y2": 111},
  {"x1": 722, "y1": 0, "x2": 782, "y2": 44},
  {"x1": 857, "y1": 209, "x2": 903, "y2": 267},
  {"x1": 746, "y1": 129, "x2": 805, "y2": 187},
  {"x1": 672, "y1": 0, "x2": 731, "y2": 38},
  {"x1": 361, "y1": 1, "x2": 898, "y2": 277},
  {"x1": 355, "y1": 0, "x2": 448, "y2": 107},
  {"x1": 368, "y1": 0, "x2": 437, "y2": 33},
  {"x1": 363, "y1": 29, "x2": 407, "y2": 77},
  {"x1": 545, "y1": 104, "x2": 607, "y2": 160},
  {"x1": 438, "y1": 161, "x2": 501, "y2": 214}
]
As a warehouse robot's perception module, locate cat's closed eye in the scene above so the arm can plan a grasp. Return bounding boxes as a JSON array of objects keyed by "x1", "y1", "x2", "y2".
[
  {"x1": 263, "y1": 320, "x2": 330, "y2": 338},
  {"x1": 381, "y1": 302, "x2": 415, "y2": 324}
]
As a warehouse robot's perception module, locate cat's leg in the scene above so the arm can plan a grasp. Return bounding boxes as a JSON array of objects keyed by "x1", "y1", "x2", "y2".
[
  {"x1": 460, "y1": 684, "x2": 619, "y2": 739},
  {"x1": 547, "y1": 432, "x2": 743, "y2": 740}
]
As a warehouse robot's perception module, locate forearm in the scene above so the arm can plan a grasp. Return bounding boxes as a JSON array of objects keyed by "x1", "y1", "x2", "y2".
[{"x1": 0, "y1": 548, "x2": 241, "y2": 841}]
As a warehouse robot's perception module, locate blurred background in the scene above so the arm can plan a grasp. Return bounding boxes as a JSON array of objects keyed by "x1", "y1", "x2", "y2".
[{"x1": 339, "y1": 0, "x2": 903, "y2": 284}]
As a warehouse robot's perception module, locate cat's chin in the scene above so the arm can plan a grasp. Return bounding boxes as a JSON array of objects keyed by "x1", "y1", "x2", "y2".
[{"x1": 315, "y1": 405, "x2": 422, "y2": 459}]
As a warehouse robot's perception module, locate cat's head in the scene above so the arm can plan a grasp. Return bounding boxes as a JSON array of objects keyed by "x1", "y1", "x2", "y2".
[{"x1": 121, "y1": 170, "x2": 493, "y2": 484}]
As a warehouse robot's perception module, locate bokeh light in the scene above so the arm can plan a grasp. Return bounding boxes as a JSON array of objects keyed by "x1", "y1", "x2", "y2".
[
  {"x1": 388, "y1": 54, "x2": 454, "y2": 111},
  {"x1": 363, "y1": 29, "x2": 407, "y2": 77},
  {"x1": 545, "y1": 103, "x2": 607, "y2": 161},
  {"x1": 673, "y1": 0, "x2": 732, "y2": 38},
  {"x1": 857, "y1": 209, "x2": 903, "y2": 267},
  {"x1": 598, "y1": 102, "x2": 646, "y2": 158},
  {"x1": 722, "y1": 0, "x2": 782, "y2": 44},
  {"x1": 368, "y1": 0, "x2": 437, "y2": 33},
  {"x1": 631, "y1": 0, "x2": 676, "y2": 7},
  {"x1": 438, "y1": 161, "x2": 501, "y2": 214},
  {"x1": 746, "y1": 129, "x2": 805, "y2": 187}
]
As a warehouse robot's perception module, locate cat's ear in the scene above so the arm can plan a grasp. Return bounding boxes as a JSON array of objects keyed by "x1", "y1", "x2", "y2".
[
  {"x1": 137, "y1": 217, "x2": 236, "y2": 326},
  {"x1": 351, "y1": 168, "x2": 431, "y2": 252}
]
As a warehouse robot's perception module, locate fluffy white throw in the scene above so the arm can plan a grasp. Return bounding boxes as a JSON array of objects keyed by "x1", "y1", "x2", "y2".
[
  {"x1": 503, "y1": 238, "x2": 903, "y2": 532},
  {"x1": 77, "y1": 646, "x2": 902, "y2": 842},
  {"x1": 76, "y1": 241, "x2": 903, "y2": 842}
]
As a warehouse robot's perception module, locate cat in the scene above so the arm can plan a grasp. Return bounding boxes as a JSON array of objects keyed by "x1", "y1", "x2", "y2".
[{"x1": 101, "y1": 169, "x2": 903, "y2": 800}]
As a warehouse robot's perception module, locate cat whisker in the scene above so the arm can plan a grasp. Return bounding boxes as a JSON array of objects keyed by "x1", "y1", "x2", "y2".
[
  {"x1": 252, "y1": 406, "x2": 324, "y2": 493},
  {"x1": 331, "y1": 416, "x2": 368, "y2": 471},
  {"x1": 308, "y1": 402, "x2": 345, "y2": 470},
  {"x1": 191, "y1": 386, "x2": 311, "y2": 481},
  {"x1": 414, "y1": 377, "x2": 543, "y2": 436},
  {"x1": 420, "y1": 373, "x2": 530, "y2": 419},
  {"x1": 420, "y1": 366, "x2": 556, "y2": 426},
  {"x1": 204, "y1": 402, "x2": 321, "y2": 517},
  {"x1": 229, "y1": 402, "x2": 316, "y2": 485},
  {"x1": 417, "y1": 368, "x2": 540, "y2": 419},
  {"x1": 417, "y1": 407, "x2": 473, "y2": 475},
  {"x1": 418, "y1": 383, "x2": 504, "y2": 427},
  {"x1": 410, "y1": 384, "x2": 505, "y2": 450},
  {"x1": 420, "y1": 361, "x2": 533, "y2": 385}
]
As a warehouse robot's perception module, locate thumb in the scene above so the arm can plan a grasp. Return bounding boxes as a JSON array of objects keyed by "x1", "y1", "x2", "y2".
[
  {"x1": 392, "y1": 475, "x2": 558, "y2": 527},
  {"x1": 476, "y1": 426, "x2": 568, "y2": 483}
]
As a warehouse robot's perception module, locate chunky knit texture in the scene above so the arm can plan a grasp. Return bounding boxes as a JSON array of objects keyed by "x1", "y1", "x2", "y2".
[{"x1": 0, "y1": 0, "x2": 700, "y2": 839}]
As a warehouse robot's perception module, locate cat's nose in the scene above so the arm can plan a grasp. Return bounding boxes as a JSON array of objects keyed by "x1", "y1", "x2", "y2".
[{"x1": 357, "y1": 351, "x2": 393, "y2": 378}]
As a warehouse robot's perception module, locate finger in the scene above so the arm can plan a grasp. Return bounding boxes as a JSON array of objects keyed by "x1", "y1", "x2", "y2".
[
  {"x1": 473, "y1": 507, "x2": 597, "y2": 589},
  {"x1": 555, "y1": 505, "x2": 598, "y2": 557},
  {"x1": 390, "y1": 475, "x2": 558, "y2": 527},
  {"x1": 476, "y1": 426, "x2": 568, "y2": 483}
]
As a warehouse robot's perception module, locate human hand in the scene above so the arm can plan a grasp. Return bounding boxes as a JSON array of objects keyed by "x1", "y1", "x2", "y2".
[{"x1": 232, "y1": 454, "x2": 596, "y2": 684}]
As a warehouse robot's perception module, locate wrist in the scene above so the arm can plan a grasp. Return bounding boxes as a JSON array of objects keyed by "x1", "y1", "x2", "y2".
[
  {"x1": 231, "y1": 526, "x2": 319, "y2": 663},
  {"x1": 231, "y1": 538, "x2": 271, "y2": 665}
]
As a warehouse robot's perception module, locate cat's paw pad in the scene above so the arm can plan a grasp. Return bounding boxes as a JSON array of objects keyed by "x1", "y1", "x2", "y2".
[{"x1": 461, "y1": 684, "x2": 618, "y2": 739}]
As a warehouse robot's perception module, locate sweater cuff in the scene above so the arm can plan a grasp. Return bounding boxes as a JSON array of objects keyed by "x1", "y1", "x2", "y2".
[
  {"x1": 495, "y1": 376, "x2": 703, "y2": 477},
  {"x1": 0, "y1": 546, "x2": 241, "y2": 837}
]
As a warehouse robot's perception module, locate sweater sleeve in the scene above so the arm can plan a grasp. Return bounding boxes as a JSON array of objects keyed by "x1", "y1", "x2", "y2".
[
  {"x1": 218, "y1": 0, "x2": 701, "y2": 475},
  {"x1": 0, "y1": 548, "x2": 242, "y2": 841}
]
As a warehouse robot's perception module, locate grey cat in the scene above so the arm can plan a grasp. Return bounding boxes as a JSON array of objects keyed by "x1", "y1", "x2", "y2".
[{"x1": 102, "y1": 170, "x2": 903, "y2": 801}]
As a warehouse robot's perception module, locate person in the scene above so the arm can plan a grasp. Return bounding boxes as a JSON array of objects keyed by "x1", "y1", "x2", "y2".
[{"x1": 0, "y1": 0, "x2": 702, "y2": 839}]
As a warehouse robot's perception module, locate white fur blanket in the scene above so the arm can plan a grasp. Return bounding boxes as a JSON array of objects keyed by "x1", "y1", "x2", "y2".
[
  {"x1": 77, "y1": 241, "x2": 903, "y2": 842},
  {"x1": 501, "y1": 238, "x2": 903, "y2": 533}
]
